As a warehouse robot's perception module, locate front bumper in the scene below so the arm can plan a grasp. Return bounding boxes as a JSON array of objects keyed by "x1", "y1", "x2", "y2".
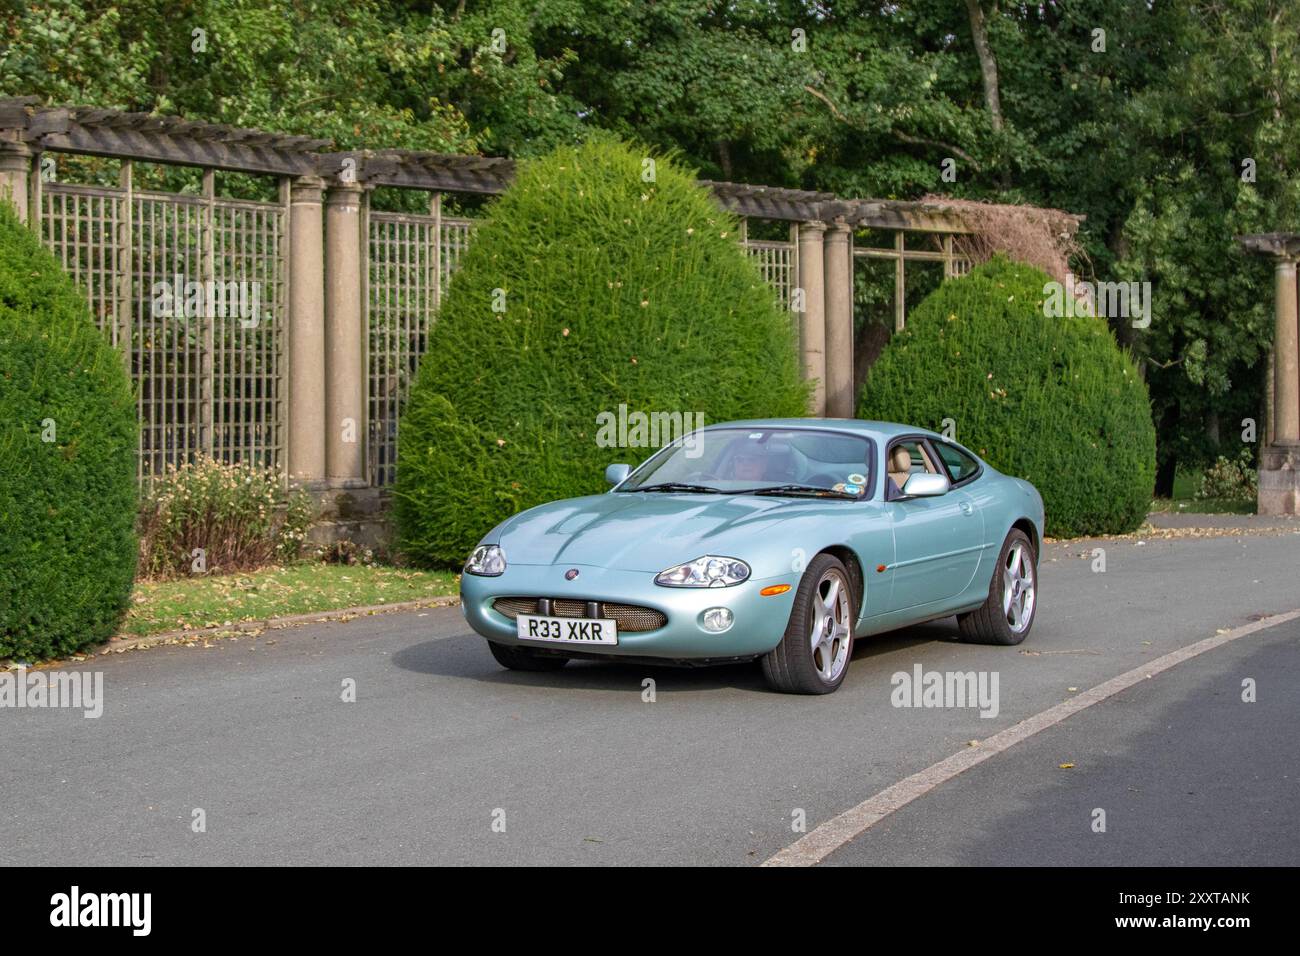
[{"x1": 460, "y1": 562, "x2": 799, "y2": 659}]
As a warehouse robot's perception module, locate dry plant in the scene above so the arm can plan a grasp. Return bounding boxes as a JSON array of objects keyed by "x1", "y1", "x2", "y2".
[{"x1": 921, "y1": 195, "x2": 1087, "y2": 282}]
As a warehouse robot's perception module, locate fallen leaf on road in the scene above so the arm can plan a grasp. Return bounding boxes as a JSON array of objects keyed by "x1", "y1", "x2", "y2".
[{"x1": 1059, "y1": 763, "x2": 1075, "y2": 769}]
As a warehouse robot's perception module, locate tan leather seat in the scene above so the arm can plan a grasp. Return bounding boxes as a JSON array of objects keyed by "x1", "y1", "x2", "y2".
[{"x1": 888, "y1": 446, "x2": 912, "y2": 490}]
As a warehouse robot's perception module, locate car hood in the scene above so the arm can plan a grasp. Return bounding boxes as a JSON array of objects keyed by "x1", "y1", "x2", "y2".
[{"x1": 496, "y1": 492, "x2": 855, "y2": 573}]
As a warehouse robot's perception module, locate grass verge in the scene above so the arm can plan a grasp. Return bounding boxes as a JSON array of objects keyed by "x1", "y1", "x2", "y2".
[{"x1": 124, "y1": 564, "x2": 459, "y2": 637}]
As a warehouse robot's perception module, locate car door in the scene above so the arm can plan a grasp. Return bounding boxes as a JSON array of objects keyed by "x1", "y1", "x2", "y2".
[{"x1": 884, "y1": 438, "x2": 985, "y2": 611}]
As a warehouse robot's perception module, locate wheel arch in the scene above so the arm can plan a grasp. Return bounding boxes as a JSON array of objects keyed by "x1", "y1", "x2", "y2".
[
  {"x1": 817, "y1": 545, "x2": 866, "y2": 616},
  {"x1": 1009, "y1": 517, "x2": 1040, "y2": 559}
]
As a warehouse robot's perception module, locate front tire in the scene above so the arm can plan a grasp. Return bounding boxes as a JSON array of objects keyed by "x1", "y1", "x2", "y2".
[
  {"x1": 762, "y1": 554, "x2": 855, "y2": 695},
  {"x1": 486, "y1": 640, "x2": 569, "y2": 671},
  {"x1": 957, "y1": 529, "x2": 1038, "y2": 646}
]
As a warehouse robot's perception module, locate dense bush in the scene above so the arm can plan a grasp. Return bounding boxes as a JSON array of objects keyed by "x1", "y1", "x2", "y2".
[
  {"x1": 1195, "y1": 449, "x2": 1257, "y2": 502},
  {"x1": 137, "y1": 456, "x2": 314, "y2": 578},
  {"x1": 395, "y1": 137, "x2": 809, "y2": 565},
  {"x1": 858, "y1": 257, "x2": 1156, "y2": 538},
  {"x1": 0, "y1": 202, "x2": 138, "y2": 660}
]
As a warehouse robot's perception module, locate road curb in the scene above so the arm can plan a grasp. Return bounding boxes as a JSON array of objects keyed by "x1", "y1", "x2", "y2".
[{"x1": 763, "y1": 606, "x2": 1300, "y2": 867}]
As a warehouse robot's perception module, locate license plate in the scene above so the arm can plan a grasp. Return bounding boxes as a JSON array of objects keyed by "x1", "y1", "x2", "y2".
[{"x1": 516, "y1": 614, "x2": 618, "y2": 646}]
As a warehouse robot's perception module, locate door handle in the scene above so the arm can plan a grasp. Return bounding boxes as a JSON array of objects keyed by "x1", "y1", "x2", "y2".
[{"x1": 959, "y1": 501, "x2": 974, "y2": 516}]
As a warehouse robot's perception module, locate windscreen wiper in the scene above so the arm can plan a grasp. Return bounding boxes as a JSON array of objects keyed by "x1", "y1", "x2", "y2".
[
  {"x1": 625, "y1": 482, "x2": 724, "y2": 494},
  {"x1": 739, "y1": 484, "x2": 859, "y2": 500}
]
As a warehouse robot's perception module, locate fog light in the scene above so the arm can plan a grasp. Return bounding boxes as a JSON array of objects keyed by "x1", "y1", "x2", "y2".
[{"x1": 700, "y1": 607, "x2": 734, "y2": 633}]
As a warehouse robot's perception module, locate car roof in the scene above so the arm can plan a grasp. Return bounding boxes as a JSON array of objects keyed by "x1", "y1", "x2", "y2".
[{"x1": 703, "y1": 418, "x2": 940, "y2": 442}]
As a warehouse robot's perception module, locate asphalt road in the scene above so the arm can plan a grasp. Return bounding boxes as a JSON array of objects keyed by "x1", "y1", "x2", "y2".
[
  {"x1": 3, "y1": 528, "x2": 1299, "y2": 866},
  {"x1": 823, "y1": 615, "x2": 1300, "y2": 866}
]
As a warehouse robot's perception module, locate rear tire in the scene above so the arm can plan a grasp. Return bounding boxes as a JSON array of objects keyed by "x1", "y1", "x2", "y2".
[
  {"x1": 957, "y1": 529, "x2": 1037, "y2": 646},
  {"x1": 486, "y1": 640, "x2": 570, "y2": 671},
  {"x1": 762, "y1": 553, "x2": 855, "y2": 695}
]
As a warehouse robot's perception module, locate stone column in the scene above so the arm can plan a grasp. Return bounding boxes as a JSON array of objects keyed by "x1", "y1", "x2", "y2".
[
  {"x1": 797, "y1": 221, "x2": 827, "y2": 415},
  {"x1": 324, "y1": 182, "x2": 367, "y2": 488},
  {"x1": 288, "y1": 176, "x2": 327, "y2": 486},
  {"x1": 1258, "y1": 256, "x2": 1300, "y2": 514},
  {"x1": 0, "y1": 140, "x2": 31, "y2": 223},
  {"x1": 823, "y1": 221, "x2": 855, "y2": 418},
  {"x1": 1272, "y1": 257, "x2": 1299, "y2": 445},
  {"x1": 1238, "y1": 234, "x2": 1300, "y2": 514}
]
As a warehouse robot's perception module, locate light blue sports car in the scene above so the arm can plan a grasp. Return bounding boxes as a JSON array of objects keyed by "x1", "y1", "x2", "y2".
[{"x1": 460, "y1": 419, "x2": 1044, "y2": 694}]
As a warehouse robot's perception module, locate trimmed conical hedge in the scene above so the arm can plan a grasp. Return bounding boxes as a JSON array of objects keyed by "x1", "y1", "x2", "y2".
[
  {"x1": 858, "y1": 257, "x2": 1155, "y2": 538},
  {"x1": 395, "y1": 137, "x2": 809, "y2": 566},
  {"x1": 0, "y1": 202, "x2": 138, "y2": 660}
]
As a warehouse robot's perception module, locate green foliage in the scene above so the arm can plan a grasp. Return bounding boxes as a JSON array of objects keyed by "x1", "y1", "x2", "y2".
[
  {"x1": 1109, "y1": 2, "x2": 1297, "y2": 481},
  {"x1": 858, "y1": 258, "x2": 1156, "y2": 538},
  {"x1": 136, "y1": 455, "x2": 314, "y2": 578},
  {"x1": 1195, "y1": 450, "x2": 1257, "y2": 503},
  {"x1": 0, "y1": 0, "x2": 586, "y2": 160},
  {"x1": 394, "y1": 137, "x2": 808, "y2": 566},
  {"x1": 0, "y1": 203, "x2": 137, "y2": 660},
  {"x1": 3, "y1": 0, "x2": 1294, "y2": 484}
]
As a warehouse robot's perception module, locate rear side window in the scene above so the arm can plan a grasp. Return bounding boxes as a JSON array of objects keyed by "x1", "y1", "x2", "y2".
[{"x1": 935, "y1": 442, "x2": 980, "y2": 483}]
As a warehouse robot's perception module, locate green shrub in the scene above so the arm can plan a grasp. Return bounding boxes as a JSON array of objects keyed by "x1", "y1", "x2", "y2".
[
  {"x1": 137, "y1": 455, "x2": 314, "y2": 578},
  {"x1": 0, "y1": 202, "x2": 138, "y2": 660},
  {"x1": 858, "y1": 257, "x2": 1156, "y2": 538},
  {"x1": 1195, "y1": 449, "x2": 1257, "y2": 502},
  {"x1": 395, "y1": 137, "x2": 809, "y2": 565}
]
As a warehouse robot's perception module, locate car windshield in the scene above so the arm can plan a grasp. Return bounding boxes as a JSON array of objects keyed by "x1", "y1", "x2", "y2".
[{"x1": 616, "y1": 428, "x2": 875, "y2": 498}]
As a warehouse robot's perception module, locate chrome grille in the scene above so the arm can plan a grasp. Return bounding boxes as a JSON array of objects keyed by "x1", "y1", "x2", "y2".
[{"x1": 491, "y1": 597, "x2": 667, "y2": 632}]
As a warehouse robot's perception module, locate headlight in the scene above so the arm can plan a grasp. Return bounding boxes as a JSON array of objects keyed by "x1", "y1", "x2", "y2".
[
  {"x1": 655, "y1": 555, "x2": 750, "y2": 588},
  {"x1": 465, "y1": 544, "x2": 506, "y2": 576}
]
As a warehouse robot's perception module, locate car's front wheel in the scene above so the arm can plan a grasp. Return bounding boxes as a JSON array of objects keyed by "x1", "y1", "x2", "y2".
[
  {"x1": 486, "y1": 640, "x2": 570, "y2": 671},
  {"x1": 762, "y1": 553, "x2": 855, "y2": 695},
  {"x1": 957, "y1": 529, "x2": 1038, "y2": 645}
]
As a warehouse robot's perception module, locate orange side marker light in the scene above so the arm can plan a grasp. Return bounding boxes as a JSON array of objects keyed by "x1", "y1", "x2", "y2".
[{"x1": 760, "y1": 584, "x2": 791, "y2": 597}]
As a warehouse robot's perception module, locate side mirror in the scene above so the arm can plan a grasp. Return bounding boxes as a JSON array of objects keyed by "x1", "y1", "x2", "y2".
[
  {"x1": 605, "y1": 463, "x2": 632, "y2": 486},
  {"x1": 902, "y1": 472, "x2": 951, "y2": 497}
]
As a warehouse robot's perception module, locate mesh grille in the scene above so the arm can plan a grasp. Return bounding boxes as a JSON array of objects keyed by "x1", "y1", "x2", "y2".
[
  {"x1": 553, "y1": 598, "x2": 588, "y2": 618},
  {"x1": 600, "y1": 603, "x2": 669, "y2": 631},
  {"x1": 491, "y1": 597, "x2": 667, "y2": 632}
]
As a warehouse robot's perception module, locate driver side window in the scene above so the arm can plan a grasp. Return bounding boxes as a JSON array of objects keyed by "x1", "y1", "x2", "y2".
[{"x1": 886, "y1": 439, "x2": 939, "y2": 500}]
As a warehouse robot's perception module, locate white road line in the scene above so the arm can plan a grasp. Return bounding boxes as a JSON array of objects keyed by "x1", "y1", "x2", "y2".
[{"x1": 763, "y1": 607, "x2": 1300, "y2": 867}]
